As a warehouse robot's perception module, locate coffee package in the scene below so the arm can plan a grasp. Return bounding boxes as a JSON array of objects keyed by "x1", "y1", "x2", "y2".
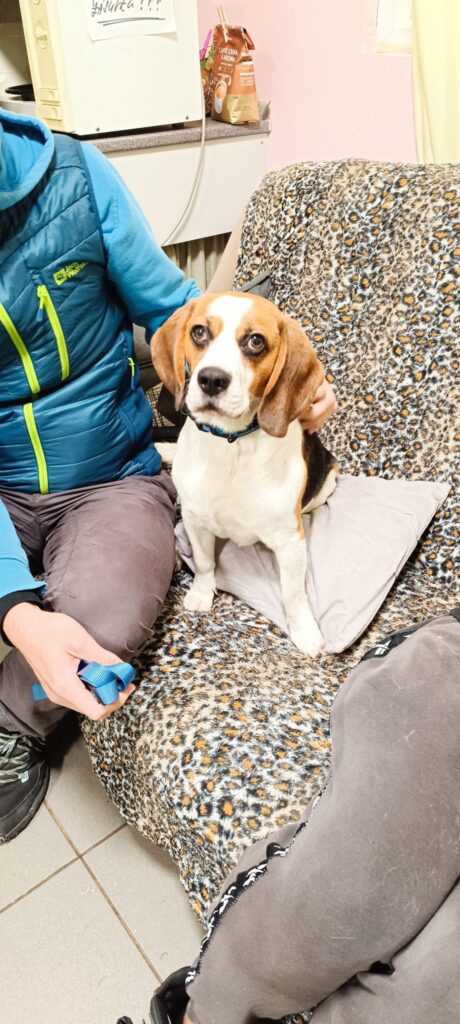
[{"x1": 210, "y1": 24, "x2": 259, "y2": 125}]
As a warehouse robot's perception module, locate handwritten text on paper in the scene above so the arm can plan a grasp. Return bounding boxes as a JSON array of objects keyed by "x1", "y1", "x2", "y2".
[{"x1": 88, "y1": 0, "x2": 176, "y2": 39}]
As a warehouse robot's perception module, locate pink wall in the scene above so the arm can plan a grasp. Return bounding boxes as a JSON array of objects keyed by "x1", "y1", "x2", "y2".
[{"x1": 198, "y1": 0, "x2": 417, "y2": 170}]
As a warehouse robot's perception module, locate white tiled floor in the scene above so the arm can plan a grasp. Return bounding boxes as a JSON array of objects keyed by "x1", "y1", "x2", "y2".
[{"x1": 0, "y1": 730, "x2": 203, "y2": 1024}]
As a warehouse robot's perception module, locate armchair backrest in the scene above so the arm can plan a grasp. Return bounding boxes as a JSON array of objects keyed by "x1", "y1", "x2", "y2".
[{"x1": 233, "y1": 160, "x2": 459, "y2": 586}]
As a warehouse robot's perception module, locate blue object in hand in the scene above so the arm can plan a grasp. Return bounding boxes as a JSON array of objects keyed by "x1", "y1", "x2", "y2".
[{"x1": 31, "y1": 659, "x2": 136, "y2": 706}]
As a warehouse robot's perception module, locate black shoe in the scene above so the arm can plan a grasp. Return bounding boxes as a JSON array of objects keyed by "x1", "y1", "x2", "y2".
[
  {"x1": 149, "y1": 966, "x2": 191, "y2": 1024},
  {"x1": 147, "y1": 970, "x2": 281, "y2": 1024},
  {"x1": 0, "y1": 728, "x2": 50, "y2": 843}
]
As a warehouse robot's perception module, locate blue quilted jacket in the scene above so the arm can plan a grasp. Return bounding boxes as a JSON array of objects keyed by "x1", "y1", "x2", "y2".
[{"x1": 0, "y1": 110, "x2": 199, "y2": 602}]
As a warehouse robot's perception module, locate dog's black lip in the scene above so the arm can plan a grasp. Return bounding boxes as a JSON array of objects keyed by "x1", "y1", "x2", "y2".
[
  {"x1": 186, "y1": 402, "x2": 219, "y2": 415},
  {"x1": 185, "y1": 400, "x2": 258, "y2": 422}
]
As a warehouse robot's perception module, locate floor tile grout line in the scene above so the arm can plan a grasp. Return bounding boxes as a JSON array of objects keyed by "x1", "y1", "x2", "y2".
[
  {"x1": 43, "y1": 798, "x2": 126, "y2": 855},
  {"x1": 80, "y1": 857, "x2": 163, "y2": 985},
  {"x1": 45, "y1": 801, "x2": 88, "y2": 855},
  {"x1": 45, "y1": 804, "x2": 163, "y2": 986},
  {"x1": 80, "y1": 822, "x2": 127, "y2": 856},
  {"x1": 0, "y1": 856, "x2": 79, "y2": 916}
]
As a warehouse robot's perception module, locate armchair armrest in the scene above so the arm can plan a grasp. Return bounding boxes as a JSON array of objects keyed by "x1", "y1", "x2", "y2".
[{"x1": 207, "y1": 208, "x2": 246, "y2": 292}]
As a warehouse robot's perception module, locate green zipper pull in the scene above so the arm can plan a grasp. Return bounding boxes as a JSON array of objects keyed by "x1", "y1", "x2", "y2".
[
  {"x1": 128, "y1": 356, "x2": 136, "y2": 390},
  {"x1": 37, "y1": 285, "x2": 46, "y2": 323}
]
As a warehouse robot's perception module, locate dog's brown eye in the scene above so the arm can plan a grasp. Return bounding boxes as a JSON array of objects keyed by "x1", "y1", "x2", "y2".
[
  {"x1": 191, "y1": 325, "x2": 209, "y2": 347},
  {"x1": 244, "y1": 333, "x2": 266, "y2": 355}
]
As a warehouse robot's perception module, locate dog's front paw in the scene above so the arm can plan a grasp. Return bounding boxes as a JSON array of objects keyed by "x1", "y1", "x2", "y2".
[
  {"x1": 183, "y1": 585, "x2": 215, "y2": 613},
  {"x1": 289, "y1": 612, "x2": 324, "y2": 658}
]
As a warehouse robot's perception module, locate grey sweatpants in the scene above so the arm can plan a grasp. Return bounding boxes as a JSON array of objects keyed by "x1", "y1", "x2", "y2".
[
  {"x1": 186, "y1": 612, "x2": 460, "y2": 1024},
  {"x1": 0, "y1": 474, "x2": 176, "y2": 737}
]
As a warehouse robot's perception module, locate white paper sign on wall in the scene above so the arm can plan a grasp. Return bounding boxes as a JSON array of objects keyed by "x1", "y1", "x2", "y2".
[{"x1": 87, "y1": 0, "x2": 176, "y2": 41}]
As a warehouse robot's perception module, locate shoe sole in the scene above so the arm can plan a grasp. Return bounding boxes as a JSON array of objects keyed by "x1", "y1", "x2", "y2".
[{"x1": 0, "y1": 761, "x2": 50, "y2": 844}]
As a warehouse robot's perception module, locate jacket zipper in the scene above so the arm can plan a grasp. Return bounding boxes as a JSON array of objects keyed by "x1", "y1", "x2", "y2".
[
  {"x1": 0, "y1": 302, "x2": 40, "y2": 394},
  {"x1": 23, "y1": 403, "x2": 49, "y2": 494},
  {"x1": 127, "y1": 356, "x2": 136, "y2": 388},
  {"x1": 0, "y1": 302, "x2": 48, "y2": 491},
  {"x1": 37, "y1": 284, "x2": 70, "y2": 380}
]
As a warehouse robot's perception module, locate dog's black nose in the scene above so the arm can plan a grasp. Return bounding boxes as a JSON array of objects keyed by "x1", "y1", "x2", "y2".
[{"x1": 197, "y1": 366, "x2": 231, "y2": 396}]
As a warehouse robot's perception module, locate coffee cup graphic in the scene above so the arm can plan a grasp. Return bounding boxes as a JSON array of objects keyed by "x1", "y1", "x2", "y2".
[{"x1": 214, "y1": 80, "x2": 227, "y2": 113}]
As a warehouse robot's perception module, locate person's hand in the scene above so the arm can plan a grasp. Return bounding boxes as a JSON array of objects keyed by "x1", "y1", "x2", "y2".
[
  {"x1": 3, "y1": 604, "x2": 135, "y2": 720},
  {"x1": 299, "y1": 379, "x2": 337, "y2": 433}
]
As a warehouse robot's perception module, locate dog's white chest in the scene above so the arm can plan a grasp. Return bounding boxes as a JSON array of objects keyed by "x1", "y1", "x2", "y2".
[{"x1": 173, "y1": 419, "x2": 305, "y2": 547}]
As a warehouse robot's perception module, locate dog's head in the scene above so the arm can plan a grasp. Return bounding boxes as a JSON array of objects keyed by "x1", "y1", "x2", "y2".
[{"x1": 151, "y1": 291, "x2": 324, "y2": 437}]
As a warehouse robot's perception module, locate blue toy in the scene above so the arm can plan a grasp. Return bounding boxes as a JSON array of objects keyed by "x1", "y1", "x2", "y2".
[{"x1": 32, "y1": 659, "x2": 136, "y2": 706}]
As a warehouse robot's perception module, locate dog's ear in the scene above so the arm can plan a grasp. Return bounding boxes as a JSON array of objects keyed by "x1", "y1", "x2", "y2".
[
  {"x1": 151, "y1": 300, "x2": 197, "y2": 410},
  {"x1": 257, "y1": 316, "x2": 324, "y2": 437}
]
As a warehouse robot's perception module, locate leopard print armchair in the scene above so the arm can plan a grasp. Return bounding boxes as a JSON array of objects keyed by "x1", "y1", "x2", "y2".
[{"x1": 83, "y1": 160, "x2": 459, "y2": 922}]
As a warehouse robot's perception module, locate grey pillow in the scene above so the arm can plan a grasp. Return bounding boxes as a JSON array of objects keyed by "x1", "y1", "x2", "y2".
[
  {"x1": 239, "y1": 271, "x2": 272, "y2": 298},
  {"x1": 175, "y1": 475, "x2": 449, "y2": 654}
]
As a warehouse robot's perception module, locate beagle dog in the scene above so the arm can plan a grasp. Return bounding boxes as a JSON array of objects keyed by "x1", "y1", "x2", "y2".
[{"x1": 152, "y1": 292, "x2": 337, "y2": 657}]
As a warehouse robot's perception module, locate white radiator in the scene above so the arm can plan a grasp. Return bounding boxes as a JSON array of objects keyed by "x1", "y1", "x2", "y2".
[
  {"x1": 0, "y1": 1, "x2": 21, "y2": 20},
  {"x1": 164, "y1": 233, "x2": 230, "y2": 292}
]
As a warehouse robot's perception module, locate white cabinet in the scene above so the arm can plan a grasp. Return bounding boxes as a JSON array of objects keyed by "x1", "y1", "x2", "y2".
[{"x1": 106, "y1": 133, "x2": 269, "y2": 246}]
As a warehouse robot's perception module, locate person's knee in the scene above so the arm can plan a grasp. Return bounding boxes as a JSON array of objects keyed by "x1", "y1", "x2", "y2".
[
  {"x1": 49, "y1": 520, "x2": 176, "y2": 658},
  {"x1": 334, "y1": 621, "x2": 459, "y2": 739},
  {"x1": 51, "y1": 577, "x2": 169, "y2": 658}
]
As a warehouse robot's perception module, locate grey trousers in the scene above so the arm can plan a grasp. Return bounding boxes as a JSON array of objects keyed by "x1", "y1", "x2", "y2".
[
  {"x1": 0, "y1": 474, "x2": 176, "y2": 737},
  {"x1": 186, "y1": 612, "x2": 460, "y2": 1024}
]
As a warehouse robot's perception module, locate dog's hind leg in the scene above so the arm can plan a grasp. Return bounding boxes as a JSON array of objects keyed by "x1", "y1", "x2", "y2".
[{"x1": 302, "y1": 465, "x2": 338, "y2": 514}]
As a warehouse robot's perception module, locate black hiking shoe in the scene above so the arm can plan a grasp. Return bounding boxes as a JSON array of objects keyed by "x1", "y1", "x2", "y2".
[
  {"x1": 115, "y1": 966, "x2": 281, "y2": 1024},
  {"x1": 0, "y1": 728, "x2": 50, "y2": 842},
  {"x1": 150, "y1": 967, "x2": 191, "y2": 1024},
  {"x1": 115, "y1": 984, "x2": 191, "y2": 1024}
]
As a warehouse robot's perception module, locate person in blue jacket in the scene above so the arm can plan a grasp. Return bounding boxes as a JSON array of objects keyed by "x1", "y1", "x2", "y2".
[
  {"x1": 0, "y1": 109, "x2": 337, "y2": 844},
  {"x1": 0, "y1": 108, "x2": 202, "y2": 842}
]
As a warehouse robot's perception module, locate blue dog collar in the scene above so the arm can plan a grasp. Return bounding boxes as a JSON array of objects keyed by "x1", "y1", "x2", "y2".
[{"x1": 187, "y1": 409, "x2": 260, "y2": 444}]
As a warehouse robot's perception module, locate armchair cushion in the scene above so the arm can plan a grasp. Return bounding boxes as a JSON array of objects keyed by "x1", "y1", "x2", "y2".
[{"x1": 175, "y1": 474, "x2": 449, "y2": 654}]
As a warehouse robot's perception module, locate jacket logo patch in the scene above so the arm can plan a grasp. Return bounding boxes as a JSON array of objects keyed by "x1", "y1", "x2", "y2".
[{"x1": 53, "y1": 261, "x2": 88, "y2": 286}]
